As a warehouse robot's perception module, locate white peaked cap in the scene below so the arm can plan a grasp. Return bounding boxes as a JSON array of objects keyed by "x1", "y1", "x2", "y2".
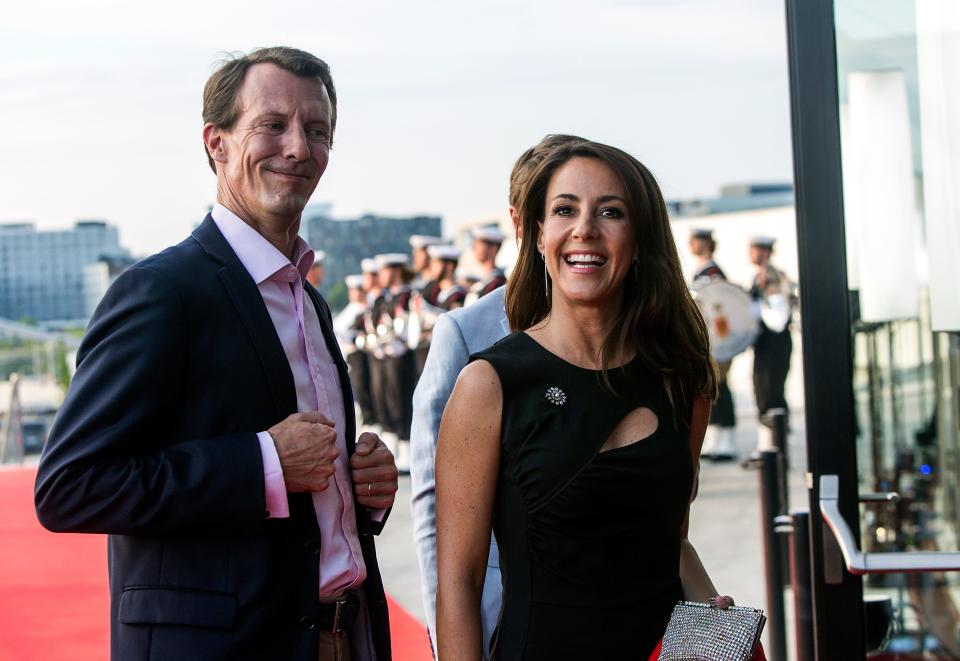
[
  {"x1": 750, "y1": 235, "x2": 776, "y2": 249},
  {"x1": 313, "y1": 250, "x2": 326, "y2": 264},
  {"x1": 473, "y1": 226, "x2": 507, "y2": 244},
  {"x1": 361, "y1": 258, "x2": 379, "y2": 274},
  {"x1": 427, "y1": 244, "x2": 462, "y2": 261},
  {"x1": 409, "y1": 234, "x2": 444, "y2": 249},
  {"x1": 375, "y1": 253, "x2": 410, "y2": 268},
  {"x1": 345, "y1": 274, "x2": 364, "y2": 289}
]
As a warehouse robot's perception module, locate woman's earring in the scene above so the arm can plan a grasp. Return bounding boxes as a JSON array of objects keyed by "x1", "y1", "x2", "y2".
[{"x1": 542, "y1": 252, "x2": 550, "y2": 298}]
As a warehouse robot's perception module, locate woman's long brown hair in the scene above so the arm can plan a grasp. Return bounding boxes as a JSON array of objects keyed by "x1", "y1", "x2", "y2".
[{"x1": 505, "y1": 140, "x2": 718, "y2": 426}]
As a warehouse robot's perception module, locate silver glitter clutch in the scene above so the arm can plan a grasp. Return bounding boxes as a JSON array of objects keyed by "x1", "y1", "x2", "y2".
[{"x1": 657, "y1": 601, "x2": 766, "y2": 661}]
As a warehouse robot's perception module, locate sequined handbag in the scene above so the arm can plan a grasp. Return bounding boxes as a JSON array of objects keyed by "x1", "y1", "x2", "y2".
[{"x1": 656, "y1": 601, "x2": 766, "y2": 661}]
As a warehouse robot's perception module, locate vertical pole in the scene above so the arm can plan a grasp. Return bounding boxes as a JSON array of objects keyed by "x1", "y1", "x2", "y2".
[
  {"x1": 784, "y1": 0, "x2": 866, "y2": 655},
  {"x1": 769, "y1": 408, "x2": 792, "y2": 587},
  {"x1": 760, "y1": 450, "x2": 788, "y2": 661},
  {"x1": 791, "y1": 510, "x2": 816, "y2": 661}
]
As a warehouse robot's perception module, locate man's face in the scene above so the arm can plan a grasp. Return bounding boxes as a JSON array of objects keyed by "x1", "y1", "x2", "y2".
[
  {"x1": 689, "y1": 237, "x2": 709, "y2": 257},
  {"x1": 473, "y1": 239, "x2": 499, "y2": 265},
  {"x1": 749, "y1": 245, "x2": 771, "y2": 266},
  {"x1": 306, "y1": 263, "x2": 324, "y2": 287},
  {"x1": 210, "y1": 63, "x2": 332, "y2": 224},
  {"x1": 378, "y1": 266, "x2": 401, "y2": 289},
  {"x1": 428, "y1": 257, "x2": 446, "y2": 281},
  {"x1": 412, "y1": 247, "x2": 430, "y2": 273}
]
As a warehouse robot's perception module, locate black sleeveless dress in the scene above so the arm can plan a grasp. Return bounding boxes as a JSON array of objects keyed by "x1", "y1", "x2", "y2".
[{"x1": 471, "y1": 332, "x2": 693, "y2": 660}]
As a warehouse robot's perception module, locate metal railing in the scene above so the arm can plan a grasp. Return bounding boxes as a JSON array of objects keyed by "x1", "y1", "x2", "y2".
[{"x1": 819, "y1": 474, "x2": 960, "y2": 574}]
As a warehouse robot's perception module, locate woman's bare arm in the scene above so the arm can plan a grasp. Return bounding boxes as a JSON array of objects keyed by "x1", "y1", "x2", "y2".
[
  {"x1": 436, "y1": 360, "x2": 502, "y2": 661},
  {"x1": 679, "y1": 395, "x2": 723, "y2": 602}
]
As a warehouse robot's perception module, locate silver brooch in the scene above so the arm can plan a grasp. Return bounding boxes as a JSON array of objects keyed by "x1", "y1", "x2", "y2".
[{"x1": 544, "y1": 386, "x2": 567, "y2": 406}]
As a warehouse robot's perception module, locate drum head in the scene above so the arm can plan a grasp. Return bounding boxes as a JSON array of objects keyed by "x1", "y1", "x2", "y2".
[{"x1": 692, "y1": 280, "x2": 759, "y2": 361}]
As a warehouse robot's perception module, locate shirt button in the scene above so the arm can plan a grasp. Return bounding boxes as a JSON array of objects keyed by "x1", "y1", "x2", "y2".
[
  {"x1": 299, "y1": 616, "x2": 316, "y2": 631},
  {"x1": 304, "y1": 539, "x2": 320, "y2": 555}
]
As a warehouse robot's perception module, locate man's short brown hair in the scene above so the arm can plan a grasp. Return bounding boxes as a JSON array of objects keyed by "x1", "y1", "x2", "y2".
[
  {"x1": 202, "y1": 46, "x2": 337, "y2": 173},
  {"x1": 508, "y1": 134, "x2": 586, "y2": 208}
]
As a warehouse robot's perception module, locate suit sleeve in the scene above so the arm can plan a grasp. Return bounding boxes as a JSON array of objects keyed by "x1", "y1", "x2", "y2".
[
  {"x1": 409, "y1": 312, "x2": 470, "y2": 648},
  {"x1": 35, "y1": 265, "x2": 267, "y2": 536}
]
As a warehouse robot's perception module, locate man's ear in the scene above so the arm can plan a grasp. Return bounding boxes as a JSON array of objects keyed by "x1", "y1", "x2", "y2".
[
  {"x1": 202, "y1": 123, "x2": 228, "y2": 167},
  {"x1": 508, "y1": 206, "x2": 523, "y2": 240}
]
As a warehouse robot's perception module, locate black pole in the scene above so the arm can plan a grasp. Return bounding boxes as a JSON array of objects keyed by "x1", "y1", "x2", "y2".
[
  {"x1": 769, "y1": 408, "x2": 791, "y2": 587},
  {"x1": 790, "y1": 510, "x2": 816, "y2": 661},
  {"x1": 760, "y1": 449, "x2": 788, "y2": 661},
  {"x1": 770, "y1": 408, "x2": 790, "y2": 473},
  {"x1": 784, "y1": 0, "x2": 866, "y2": 655}
]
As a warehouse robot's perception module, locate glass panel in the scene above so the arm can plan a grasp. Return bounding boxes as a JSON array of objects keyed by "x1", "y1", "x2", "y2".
[{"x1": 836, "y1": 0, "x2": 960, "y2": 655}]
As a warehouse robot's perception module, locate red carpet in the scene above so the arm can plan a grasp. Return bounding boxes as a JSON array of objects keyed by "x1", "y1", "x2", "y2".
[{"x1": 0, "y1": 468, "x2": 431, "y2": 661}]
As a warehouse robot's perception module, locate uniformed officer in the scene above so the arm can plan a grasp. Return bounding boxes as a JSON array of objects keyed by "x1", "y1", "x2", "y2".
[
  {"x1": 333, "y1": 274, "x2": 374, "y2": 429},
  {"x1": 749, "y1": 235, "x2": 795, "y2": 438},
  {"x1": 689, "y1": 228, "x2": 737, "y2": 460},
  {"x1": 408, "y1": 235, "x2": 446, "y2": 376},
  {"x1": 361, "y1": 257, "x2": 380, "y2": 301},
  {"x1": 425, "y1": 244, "x2": 467, "y2": 311},
  {"x1": 372, "y1": 253, "x2": 415, "y2": 470},
  {"x1": 306, "y1": 249, "x2": 326, "y2": 288},
  {"x1": 466, "y1": 225, "x2": 507, "y2": 305},
  {"x1": 689, "y1": 228, "x2": 726, "y2": 283},
  {"x1": 409, "y1": 235, "x2": 444, "y2": 288},
  {"x1": 356, "y1": 257, "x2": 384, "y2": 429}
]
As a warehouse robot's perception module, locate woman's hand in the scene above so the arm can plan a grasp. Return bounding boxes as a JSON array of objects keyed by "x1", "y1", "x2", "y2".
[{"x1": 708, "y1": 595, "x2": 735, "y2": 609}]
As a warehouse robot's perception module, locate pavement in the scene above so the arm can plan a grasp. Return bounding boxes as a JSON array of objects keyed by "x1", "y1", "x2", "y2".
[{"x1": 376, "y1": 329, "x2": 809, "y2": 659}]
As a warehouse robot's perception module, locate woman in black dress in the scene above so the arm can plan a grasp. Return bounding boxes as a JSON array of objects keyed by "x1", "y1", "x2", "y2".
[{"x1": 436, "y1": 139, "x2": 730, "y2": 660}]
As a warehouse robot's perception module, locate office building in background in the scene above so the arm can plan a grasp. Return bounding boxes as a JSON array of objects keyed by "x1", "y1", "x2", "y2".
[
  {"x1": 304, "y1": 209, "x2": 442, "y2": 305},
  {"x1": 0, "y1": 221, "x2": 130, "y2": 323}
]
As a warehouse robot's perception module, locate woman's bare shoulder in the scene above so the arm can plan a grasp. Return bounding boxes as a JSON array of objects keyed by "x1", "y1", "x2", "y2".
[{"x1": 453, "y1": 359, "x2": 502, "y2": 403}]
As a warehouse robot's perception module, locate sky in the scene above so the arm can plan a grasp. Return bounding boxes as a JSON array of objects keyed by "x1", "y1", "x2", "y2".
[{"x1": 0, "y1": 0, "x2": 794, "y2": 256}]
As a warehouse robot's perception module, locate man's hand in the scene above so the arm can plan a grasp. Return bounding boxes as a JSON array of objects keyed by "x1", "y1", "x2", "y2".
[
  {"x1": 350, "y1": 432, "x2": 398, "y2": 510},
  {"x1": 268, "y1": 412, "x2": 339, "y2": 492}
]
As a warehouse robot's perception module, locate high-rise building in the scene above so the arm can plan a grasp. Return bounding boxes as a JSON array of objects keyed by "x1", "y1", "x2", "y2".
[
  {"x1": 304, "y1": 210, "x2": 442, "y2": 302},
  {"x1": 0, "y1": 221, "x2": 130, "y2": 322}
]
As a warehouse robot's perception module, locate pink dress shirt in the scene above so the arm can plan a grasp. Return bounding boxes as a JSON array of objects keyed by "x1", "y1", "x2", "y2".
[{"x1": 212, "y1": 203, "x2": 367, "y2": 598}]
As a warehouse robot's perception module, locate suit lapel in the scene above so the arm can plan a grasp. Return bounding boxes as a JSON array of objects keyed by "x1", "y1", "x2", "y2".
[
  {"x1": 191, "y1": 216, "x2": 297, "y2": 419},
  {"x1": 305, "y1": 284, "x2": 357, "y2": 455}
]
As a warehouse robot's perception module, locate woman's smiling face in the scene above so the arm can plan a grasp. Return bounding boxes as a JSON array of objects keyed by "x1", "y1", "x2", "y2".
[{"x1": 537, "y1": 156, "x2": 637, "y2": 309}]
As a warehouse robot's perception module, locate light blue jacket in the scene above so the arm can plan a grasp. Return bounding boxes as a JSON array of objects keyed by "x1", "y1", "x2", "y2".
[{"x1": 410, "y1": 286, "x2": 509, "y2": 659}]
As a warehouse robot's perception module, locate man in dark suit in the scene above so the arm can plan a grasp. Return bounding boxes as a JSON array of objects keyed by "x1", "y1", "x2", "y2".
[{"x1": 34, "y1": 47, "x2": 398, "y2": 661}]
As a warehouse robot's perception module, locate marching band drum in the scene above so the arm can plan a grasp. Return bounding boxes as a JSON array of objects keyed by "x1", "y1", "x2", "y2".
[{"x1": 691, "y1": 278, "x2": 759, "y2": 363}]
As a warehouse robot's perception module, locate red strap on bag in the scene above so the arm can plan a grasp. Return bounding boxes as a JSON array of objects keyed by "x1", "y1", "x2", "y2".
[{"x1": 647, "y1": 640, "x2": 767, "y2": 661}]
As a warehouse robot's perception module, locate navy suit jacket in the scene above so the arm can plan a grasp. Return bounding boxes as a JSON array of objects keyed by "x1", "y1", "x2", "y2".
[{"x1": 35, "y1": 216, "x2": 391, "y2": 660}]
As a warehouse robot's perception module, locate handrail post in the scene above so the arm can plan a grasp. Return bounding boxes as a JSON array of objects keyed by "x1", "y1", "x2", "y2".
[
  {"x1": 789, "y1": 510, "x2": 815, "y2": 661},
  {"x1": 760, "y1": 450, "x2": 788, "y2": 661}
]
